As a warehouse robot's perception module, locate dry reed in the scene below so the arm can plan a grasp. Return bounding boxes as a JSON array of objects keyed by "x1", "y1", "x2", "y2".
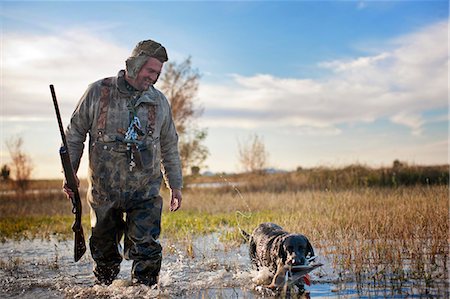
[{"x1": 0, "y1": 178, "x2": 448, "y2": 293}]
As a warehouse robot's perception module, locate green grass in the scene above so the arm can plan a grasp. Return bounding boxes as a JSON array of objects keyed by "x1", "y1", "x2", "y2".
[
  {"x1": 0, "y1": 215, "x2": 90, "y2": 241},
  {"x1": 162, "y1": 210, "x2": 236, "y2": 237}
]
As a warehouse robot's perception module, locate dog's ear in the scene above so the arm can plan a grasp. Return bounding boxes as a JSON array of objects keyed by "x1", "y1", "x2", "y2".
[
  {"x1": 278, "y1": 238, "x2": 287, "y2": 263},
  {"x1": 306, "y1": 237, "x2": 315, "y2": 258}
]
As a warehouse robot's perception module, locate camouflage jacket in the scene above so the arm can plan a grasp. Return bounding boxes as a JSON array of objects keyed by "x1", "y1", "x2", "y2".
[{"x1": 66, "y1": 70, "x2": 182, "y2": 200}]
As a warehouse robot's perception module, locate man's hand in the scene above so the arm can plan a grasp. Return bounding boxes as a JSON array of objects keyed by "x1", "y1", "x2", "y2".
[
  {"x1": 62, "y1": 175, "x2": 80, "y2": 200},
  {"x1": 170, "y1": 188, "x2": 182, "y2": 212}
]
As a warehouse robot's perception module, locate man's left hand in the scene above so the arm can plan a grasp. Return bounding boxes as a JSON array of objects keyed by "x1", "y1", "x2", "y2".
[{"x1": 170, "y1": 188, "x2": 182, "y2": 212}]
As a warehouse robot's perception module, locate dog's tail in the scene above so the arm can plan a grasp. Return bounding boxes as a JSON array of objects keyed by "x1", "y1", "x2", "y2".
[
  {"x1": 235, "y1": 210, "x2": 252, "y2": 242},
  {"x1": 239, "y1": 228, "x2": 251, "y2": 242}
]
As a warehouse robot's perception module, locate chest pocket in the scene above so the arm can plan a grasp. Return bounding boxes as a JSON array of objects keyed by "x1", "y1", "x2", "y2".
[{"x1": 93, "y1": 78, "x2": 160, "y2": 175}]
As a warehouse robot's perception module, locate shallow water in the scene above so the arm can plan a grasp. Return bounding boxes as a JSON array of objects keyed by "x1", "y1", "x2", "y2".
[{"x1": 0, "y1": 234, "x2": 447, "y2": 298}]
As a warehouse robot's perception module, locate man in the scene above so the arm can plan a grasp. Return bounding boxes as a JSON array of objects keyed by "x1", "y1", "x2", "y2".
[{"x1": 63, "y1": 39, "x2": 183, "y2": 287}]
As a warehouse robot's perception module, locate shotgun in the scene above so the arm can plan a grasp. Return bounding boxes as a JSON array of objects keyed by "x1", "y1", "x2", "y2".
[{"x1": 50, "y1": 84, "x2": 86, "y2": 262}]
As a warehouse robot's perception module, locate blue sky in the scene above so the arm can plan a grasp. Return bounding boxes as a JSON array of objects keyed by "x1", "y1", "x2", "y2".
[{"x1": 1, "y1": 1, "x2": 448, "y2": 179}]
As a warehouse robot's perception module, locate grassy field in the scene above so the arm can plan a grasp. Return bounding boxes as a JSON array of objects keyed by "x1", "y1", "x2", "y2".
[{"x1": 0, "y1": 173, "x2": 448, "y2": 292}]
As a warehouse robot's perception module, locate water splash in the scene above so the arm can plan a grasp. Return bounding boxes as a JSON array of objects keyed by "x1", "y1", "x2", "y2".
[
  {"x1": 0, "y1": 235, "x2": 336, "y2": 298},
  {"x1": 3, "y1": 234, "x2": 444, "y2": 298}
]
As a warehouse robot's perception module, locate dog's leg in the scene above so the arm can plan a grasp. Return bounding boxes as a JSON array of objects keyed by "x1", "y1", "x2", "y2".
[
  {"x1": 249, "y1": 238, "x2": 258, "y2": 268},
  {"x1": 266, "y1": 259, "x2": 288, "y2": 289}
]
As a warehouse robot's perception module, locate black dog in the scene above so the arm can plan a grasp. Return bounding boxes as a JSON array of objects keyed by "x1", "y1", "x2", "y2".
[{"x1": 243, "y1": 223, "x2": 315, "y2": 289}]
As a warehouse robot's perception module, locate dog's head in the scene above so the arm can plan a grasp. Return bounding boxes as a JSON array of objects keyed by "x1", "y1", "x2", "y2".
[{"x1": 279, "y1": 234, "x2": 314, "y2": 266}]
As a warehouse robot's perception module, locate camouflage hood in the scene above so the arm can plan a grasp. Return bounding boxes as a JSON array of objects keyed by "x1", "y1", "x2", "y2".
[{"x1": 126, "y1": 39, "x2": 168, "y2": 79}]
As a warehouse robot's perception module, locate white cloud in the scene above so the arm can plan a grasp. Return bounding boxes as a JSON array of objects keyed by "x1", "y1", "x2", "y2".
[
  {"x1": 390, "y1": 112, "x2": 425, "y2": 136},
  {"x1": 198, "y1": 21, "x2": 448, "y2": 135},
  {"x1": 2, "y1": 21, "x2": 447, "y2": 139},
  {"x1": 319, "y1": 52, "x2": 391, "y2": 72},
  {"x1": 2, "y1": 29, "x2": 129, "y2": 119}
]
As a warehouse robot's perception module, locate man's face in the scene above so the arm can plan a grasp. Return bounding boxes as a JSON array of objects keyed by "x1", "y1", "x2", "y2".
[{"x1": 133, "y1": 57, "x2": 163, "y2": 91}]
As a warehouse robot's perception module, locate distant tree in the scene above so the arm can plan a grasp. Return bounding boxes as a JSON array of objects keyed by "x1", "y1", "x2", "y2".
[
  {"x1": 238, "y1": 134, "x2": 269, "y2": 173},
  {"x1": 1, "y1": 164, "x2": 11, "y2": 181},
  {"x1": 158, "y1": 57, "x2": 209, "y2": 174},
  {"x1": 6, "y1": 137, "x2": 33, "y2": 192},
  {"x1": 190, "y1": 166, "x2": 200, "y2": 176},
  {"x1": 393, "y1": 159, "x2": 405, "y2": 169},
  {"x1": 178, "y1": 127, "x2": 209, "y2": 175}
]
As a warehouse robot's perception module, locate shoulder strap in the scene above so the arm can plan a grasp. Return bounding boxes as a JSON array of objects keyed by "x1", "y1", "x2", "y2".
[
  {"x1": 97, "y1": 78, "x2": 113, "y2": 138},
  {"x1": 146, "y1": 88, "x2": 166, "y2": 135},
  {"x1": 147, "y1": 105, "x2": 157, "y2": 135}
]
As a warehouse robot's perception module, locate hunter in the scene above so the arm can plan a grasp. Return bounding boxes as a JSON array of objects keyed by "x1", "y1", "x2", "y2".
[{"x1": 63, "y1": 39, "x2": 183, "y2": 287}]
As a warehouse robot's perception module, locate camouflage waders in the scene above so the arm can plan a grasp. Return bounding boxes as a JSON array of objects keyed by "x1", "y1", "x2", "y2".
[
  {"x1": 90, "y1": 192, "x2": 163, "y2": 285},
  {"x1": 66, "y1": 71, "x2": 182, "y2": 286}
]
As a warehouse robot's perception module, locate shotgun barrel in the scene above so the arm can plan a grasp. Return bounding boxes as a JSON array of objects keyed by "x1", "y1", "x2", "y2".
[{"x1": 50, "y1": 84, "x2": 86, "y2": 262}]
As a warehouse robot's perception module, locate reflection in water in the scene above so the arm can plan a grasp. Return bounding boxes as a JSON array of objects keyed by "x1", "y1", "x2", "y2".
[{"x1": 0, "y1": 234, "x2": 447, "y2": 298}]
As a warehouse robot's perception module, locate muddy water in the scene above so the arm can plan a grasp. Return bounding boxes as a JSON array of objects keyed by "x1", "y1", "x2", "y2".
[{"x1": 0, "y1": 234, "x2": 447, "y2": 298}]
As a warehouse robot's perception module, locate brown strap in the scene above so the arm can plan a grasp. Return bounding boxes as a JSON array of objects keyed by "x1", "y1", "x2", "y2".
[
  {"x1": 97, "y1": 78, "x2": 113, "y2": 137},
  {"x1": 147, "y1": 105, "x2": 157, "y2": 134}
]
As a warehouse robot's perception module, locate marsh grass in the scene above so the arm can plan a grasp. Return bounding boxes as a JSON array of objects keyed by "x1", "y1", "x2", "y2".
[
  {"x1": 0, "y1": 256, "x2": 23, "y2": 275},
  {"x1": 0, "y1": 178, "x2": 448, "y2": 293},
  {"x1": 176, "y1": 186, "x2": 448, "y2": 291},
  {"x1": 0, "y1": 179, "x2": 88, "y2": 192},
  {"x1": 187, "y1": 164, "x2": 449, "y2": 191},
  {"x1": 0, "y1": 190, "x2": 90, "y2": 241}
]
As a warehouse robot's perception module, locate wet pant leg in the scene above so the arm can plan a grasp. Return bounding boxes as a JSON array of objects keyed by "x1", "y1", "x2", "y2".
[
  {"x1": 89, "y1": 204, "x2": 125, "y2": 284},
  {"x1": 124, "y1": 195, "x2": 163, "y2": 285}
]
